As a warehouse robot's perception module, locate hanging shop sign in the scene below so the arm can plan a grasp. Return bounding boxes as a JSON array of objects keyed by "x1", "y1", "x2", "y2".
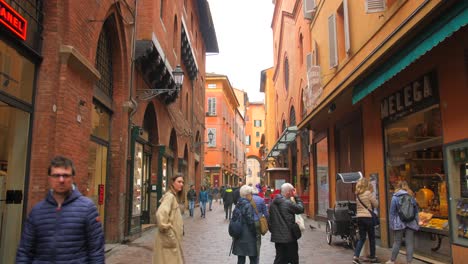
[
  {"x1": 381, "y1": 72, "x2": 438, "y2": 122},
  {"x1": 0, "y1": 0, "x2": 27, "y2": 40}
]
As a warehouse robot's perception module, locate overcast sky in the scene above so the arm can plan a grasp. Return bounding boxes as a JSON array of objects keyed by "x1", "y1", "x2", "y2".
[{"x1": 206, "y1": 0, "x2": 275, "y2": 102}]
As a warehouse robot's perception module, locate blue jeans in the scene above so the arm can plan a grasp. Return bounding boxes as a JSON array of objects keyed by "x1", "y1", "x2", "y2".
[
  {"x1": 208, "y1": 198, "x2": 213, "y2": 209},
  {"x1": 391, "y1": 228, "x2": 414, "y2": 263},
  {"x1": 189, "y1": 200, "x2": 195, "y2": 216},
  {"x1": 354, "y1": 217, "x2": 376, "y2": 258},
  {"x1": 200, "y1": 201, "x2": 207, "y2": 216}
]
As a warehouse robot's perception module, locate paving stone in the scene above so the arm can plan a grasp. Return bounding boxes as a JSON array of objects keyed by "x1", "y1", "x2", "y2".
[{"x1": 106, "y1": 202, "x2": 428, "y2": 264}]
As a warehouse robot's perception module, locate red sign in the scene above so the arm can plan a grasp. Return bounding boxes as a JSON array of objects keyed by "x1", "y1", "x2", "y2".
[
  {"x1": 0, "y1": 0, "x2": 27, "y2": 40},
  {"x1": 98, "y1": 184, "x2": 105, "y2": 205}
]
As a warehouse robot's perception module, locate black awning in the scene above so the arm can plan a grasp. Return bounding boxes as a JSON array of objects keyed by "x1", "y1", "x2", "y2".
[{"x1": 135, "y1": 40, "x2": 179, "y2": 104}]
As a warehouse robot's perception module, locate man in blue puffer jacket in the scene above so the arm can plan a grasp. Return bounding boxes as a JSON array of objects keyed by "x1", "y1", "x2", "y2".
[{"x1": 16, "y1": 156, "x2": 105, "y2": 264}]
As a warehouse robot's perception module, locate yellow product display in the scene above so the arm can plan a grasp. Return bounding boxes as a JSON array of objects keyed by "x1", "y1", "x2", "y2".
[
  {"x1": 416, "y1": 187, "x2": 434, "y2": 209},
  {"x1": 424, "y1": 218, "x2": 448, "y2": 230}
]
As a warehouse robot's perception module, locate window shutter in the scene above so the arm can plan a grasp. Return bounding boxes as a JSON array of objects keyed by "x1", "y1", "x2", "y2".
[
  {"x1": 212, "y1": 98, "x2": 216, "y2": 115},
  {"x1": 365, "y1": 0, "x2": 386, "y2": 13},
  {"x1": 207, "y1": 98, "x2": 212, "y2": 115},
  {"x1": 303, "y1": 0, "x2": 316, "y2": 20},
  {"x1": 344, "y1": 0, "x2": 350, "y2": 54},
  {"x1": 328, "y1": 14, "x2": 338, "y2": 68},
  {"x1": 306, "y1": 53, "x2": 313, "y2": 72},
  {"x1": 313, "y1": 40, "x2": 319, "y2": 65}
]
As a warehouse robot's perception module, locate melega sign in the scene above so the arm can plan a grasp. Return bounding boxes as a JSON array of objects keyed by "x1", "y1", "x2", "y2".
[{"x1": 0, "y1": 0, "x2": 28, "y2": 40}]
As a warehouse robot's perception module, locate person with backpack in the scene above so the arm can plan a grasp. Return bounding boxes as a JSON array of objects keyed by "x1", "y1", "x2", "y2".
[
  {"x1": 386, "y1": 181, "x2": 419, "y2": 264},
  {"x1": 229, "y1": 185, "x2": 258, "y2": 264},
  {"x1": 353, "y1": 177, "x2": 379, "y2": 264}
]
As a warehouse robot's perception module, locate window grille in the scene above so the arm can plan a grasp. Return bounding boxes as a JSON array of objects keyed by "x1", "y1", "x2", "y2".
[{"x1": 95, "y1": 17, "x2": 114, "y2": 97}]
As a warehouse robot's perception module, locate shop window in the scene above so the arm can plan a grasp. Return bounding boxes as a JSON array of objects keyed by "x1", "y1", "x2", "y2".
[
  {"x1": 0, "y1": 41, "x2": 34, "y2": 103},
  {"x1": 87, "y1": 142, "x2": 108, "y2": 218},
  {"x1": 385, "y1": 106, "x2": 449, "y2": 256},
  {"x1": 315, "y1": 134, "x2": 329, "y2": 217},
  {"x1": 91, "y1": 102, "x2": 111, "y2": 141}
]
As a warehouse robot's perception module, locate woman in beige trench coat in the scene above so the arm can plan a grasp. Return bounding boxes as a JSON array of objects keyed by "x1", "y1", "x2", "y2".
[{"x1": 153, "y1": 174, "x2": 185, "y2": 264}]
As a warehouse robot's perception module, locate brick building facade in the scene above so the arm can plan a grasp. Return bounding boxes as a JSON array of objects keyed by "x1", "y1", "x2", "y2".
[{"x1": 0, "y1": 0, "x2": 217, "y2": 262}]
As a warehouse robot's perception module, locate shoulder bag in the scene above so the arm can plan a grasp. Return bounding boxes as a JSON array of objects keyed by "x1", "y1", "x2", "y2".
[
  {"x1": 357, "y1": 194, "x2": 380, "y2": 227},
  {"x1": 250, "y1": 200, "x2": 269, "y2": 235}
]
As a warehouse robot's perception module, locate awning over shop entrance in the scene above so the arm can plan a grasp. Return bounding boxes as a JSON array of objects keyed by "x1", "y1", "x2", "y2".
[
  {"x1": 352, "y1": 1, "x2": 468, "y2": 104},
  {"x1": 266, "y1": 126, "x2": 298, "y2": 159}
]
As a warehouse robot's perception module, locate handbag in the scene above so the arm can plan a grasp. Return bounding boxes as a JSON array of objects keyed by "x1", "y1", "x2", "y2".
[
  {"x1": 357, "y1": 194, "x2": 380, "y2": 227},
  {"x1": 295, "y1": 214, "x2": 306, "y2": 231},
  {"x1": 251, "y1": 200, "x2": 269, "y2": 235},
  {"x1": 291, "y1": 223, "x2": 302, "y2": 240}
]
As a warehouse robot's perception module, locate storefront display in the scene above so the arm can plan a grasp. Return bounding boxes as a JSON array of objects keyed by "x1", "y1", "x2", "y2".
[
  {"x1": 384, "y1": 102, "x2": 450, "y2": 258},
  {"x1": 445, "y1": 141, "x2": 468, "y2": 247}
]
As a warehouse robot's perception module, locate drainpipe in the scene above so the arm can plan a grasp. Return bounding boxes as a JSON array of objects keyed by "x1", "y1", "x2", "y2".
[{"x1": 125, "y1": 0, "x2": 138, "y2": 239}]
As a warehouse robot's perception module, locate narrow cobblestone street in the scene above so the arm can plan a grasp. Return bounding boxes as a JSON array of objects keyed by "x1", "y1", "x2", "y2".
[{"x1": 105, "y1": 202, "x2": 428, "y2": 264}]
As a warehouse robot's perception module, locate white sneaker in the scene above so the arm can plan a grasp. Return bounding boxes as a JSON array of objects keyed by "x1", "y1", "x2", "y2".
[{"x1": 385, "y1": 261, "x2": 395, "y2": 264}]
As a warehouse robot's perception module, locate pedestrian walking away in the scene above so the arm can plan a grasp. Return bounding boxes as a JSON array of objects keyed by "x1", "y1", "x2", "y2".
[
  {"x1": 199, "y1": 186, "x2": 208, "y2": 218},
  {"x1": 153, "y1": 174, "x2": 185, "y2": 264},
  {"x1": 208, "y1": 186, "x2": 214, "y2": 211},
  {"x1": 213, "y1": 185, "x2": 219, "y2": 203},
  {"x1": 16, "y1": 155, "x2": 105, "y2": 263},
  {"x1": 269, "y1": 183, "x2": 304, "y2": 264},
  {"x1": 386, "y1": 181, "x2": 419, "y2": 264},
  {"x1": 353, "y1": 177, "x2": 379, "y2": 264},
  {"x1": 230, "y1": 185, "x2": 258, "y2": 264},
  {"x1": 251, "y1": 187, "x2": 269, "y2": 263},
  {"x1": 220, "y1": 185, "x2": 226, "y2": 205},
  {"x1": 187, "y1": 184, "x2": 197, "y2": 217},
  {"x1": 223, "y1": 184, "x2": 234, "y2": 220}
]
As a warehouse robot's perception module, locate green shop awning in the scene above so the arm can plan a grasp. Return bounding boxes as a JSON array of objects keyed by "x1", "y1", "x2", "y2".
[
  {"x1": 352, "y1": 1, "x2": 468, "y2": 104},
  {"x1": 266, "y1": 126, "x2": 298, "y2": 159}
]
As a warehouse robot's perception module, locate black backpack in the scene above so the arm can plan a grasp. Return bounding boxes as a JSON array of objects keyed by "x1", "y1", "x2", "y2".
[
  {"x1": 397, "y1": 194, "x2": 417, "y2": 222},
  {"x1": 228, "y1": 206, "x2": 243, "y2": 239}
]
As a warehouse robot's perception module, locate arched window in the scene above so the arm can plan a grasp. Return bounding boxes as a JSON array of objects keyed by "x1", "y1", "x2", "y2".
[
  {"x1": 290, "y1": 106, "x2": 296, "y2": 126},
  {"x1": 95, "y1": 17, "x2": 114, "y2": 98},
  {"x1": 173, "y1": 16, "x2": 178, "y2": 50},
  {"x1": 299, "y1": 33, "x2": 304, "y2": 65},
  {"x1": 284, "y1": 57, "x2": 289, "y2": 92}
]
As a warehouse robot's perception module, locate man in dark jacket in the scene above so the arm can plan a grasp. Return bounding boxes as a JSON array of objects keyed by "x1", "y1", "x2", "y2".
[
  {"x1": 269, "y1": 183, "x2": 304, "y2": 264},
  {"x1": 233, "y1": 180, "x2": 243, "y2": 205},
  {"x1": 223, "y1": 184, "x2": 234, "y2": 219},
  {"x1": 16, "y1": 156, "x2": 105, "y2": 263},
  {"x1": 187, "y1": 184, "x2": 197, "y2": 217}
]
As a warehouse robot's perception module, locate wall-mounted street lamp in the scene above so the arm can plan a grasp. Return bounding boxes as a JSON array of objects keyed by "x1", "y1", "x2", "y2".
[
  {"x1": 193, "y1": 131, "x2": 215, "y2": 150},
  {"x1": 136, "y1": 65, "x2": 184, "y2": 100},
  {"x1": 208, "y1": 130, "x2": 214, "y2": 144}
]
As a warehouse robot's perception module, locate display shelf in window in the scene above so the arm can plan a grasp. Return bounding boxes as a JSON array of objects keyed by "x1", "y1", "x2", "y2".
[{"x1": 445, "y1": 140, "x2": 468, "y2": 246}]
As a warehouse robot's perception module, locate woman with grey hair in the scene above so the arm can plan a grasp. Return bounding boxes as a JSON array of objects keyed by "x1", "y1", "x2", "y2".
[{"x1": 231, "y1": 185, "x2": 258, "y2": 263}]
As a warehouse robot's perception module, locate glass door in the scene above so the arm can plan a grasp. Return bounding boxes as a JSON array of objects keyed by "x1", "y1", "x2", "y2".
[
  {"x1": 140, "y1": 152, "x2": 151, "y2": 224},
  {"x1": 0, "y1": 103, "x2": 30, "y2": 263}
]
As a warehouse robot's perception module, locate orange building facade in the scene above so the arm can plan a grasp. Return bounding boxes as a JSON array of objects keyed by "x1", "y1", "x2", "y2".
[
  {"x1": 264, "y1": 0, "x2": 312, "y2": 206},
  {"x1": 204, "y1": 74, "x2": 246, "y2": 187},
  {"x1": 286, "y1": 0, "x2": 468, "y2": 262},
  {"x1": 245, "y1": 102, "x2": 265, "y2": 186}
]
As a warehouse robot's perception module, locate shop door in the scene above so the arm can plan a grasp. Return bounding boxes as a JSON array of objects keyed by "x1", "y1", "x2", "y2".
[
  {"x1": 336, "y1": 114, "x2": 363, "y2": 201},
  {"x1": 141, "y1": 152, "x2": 151, "y2": 224},
  {"x1": 0, "y1": 104, "x2": 30, "y2": 263},
  {"x1": 88, "y1": 142, "x2": 108, "y2": 220}
]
